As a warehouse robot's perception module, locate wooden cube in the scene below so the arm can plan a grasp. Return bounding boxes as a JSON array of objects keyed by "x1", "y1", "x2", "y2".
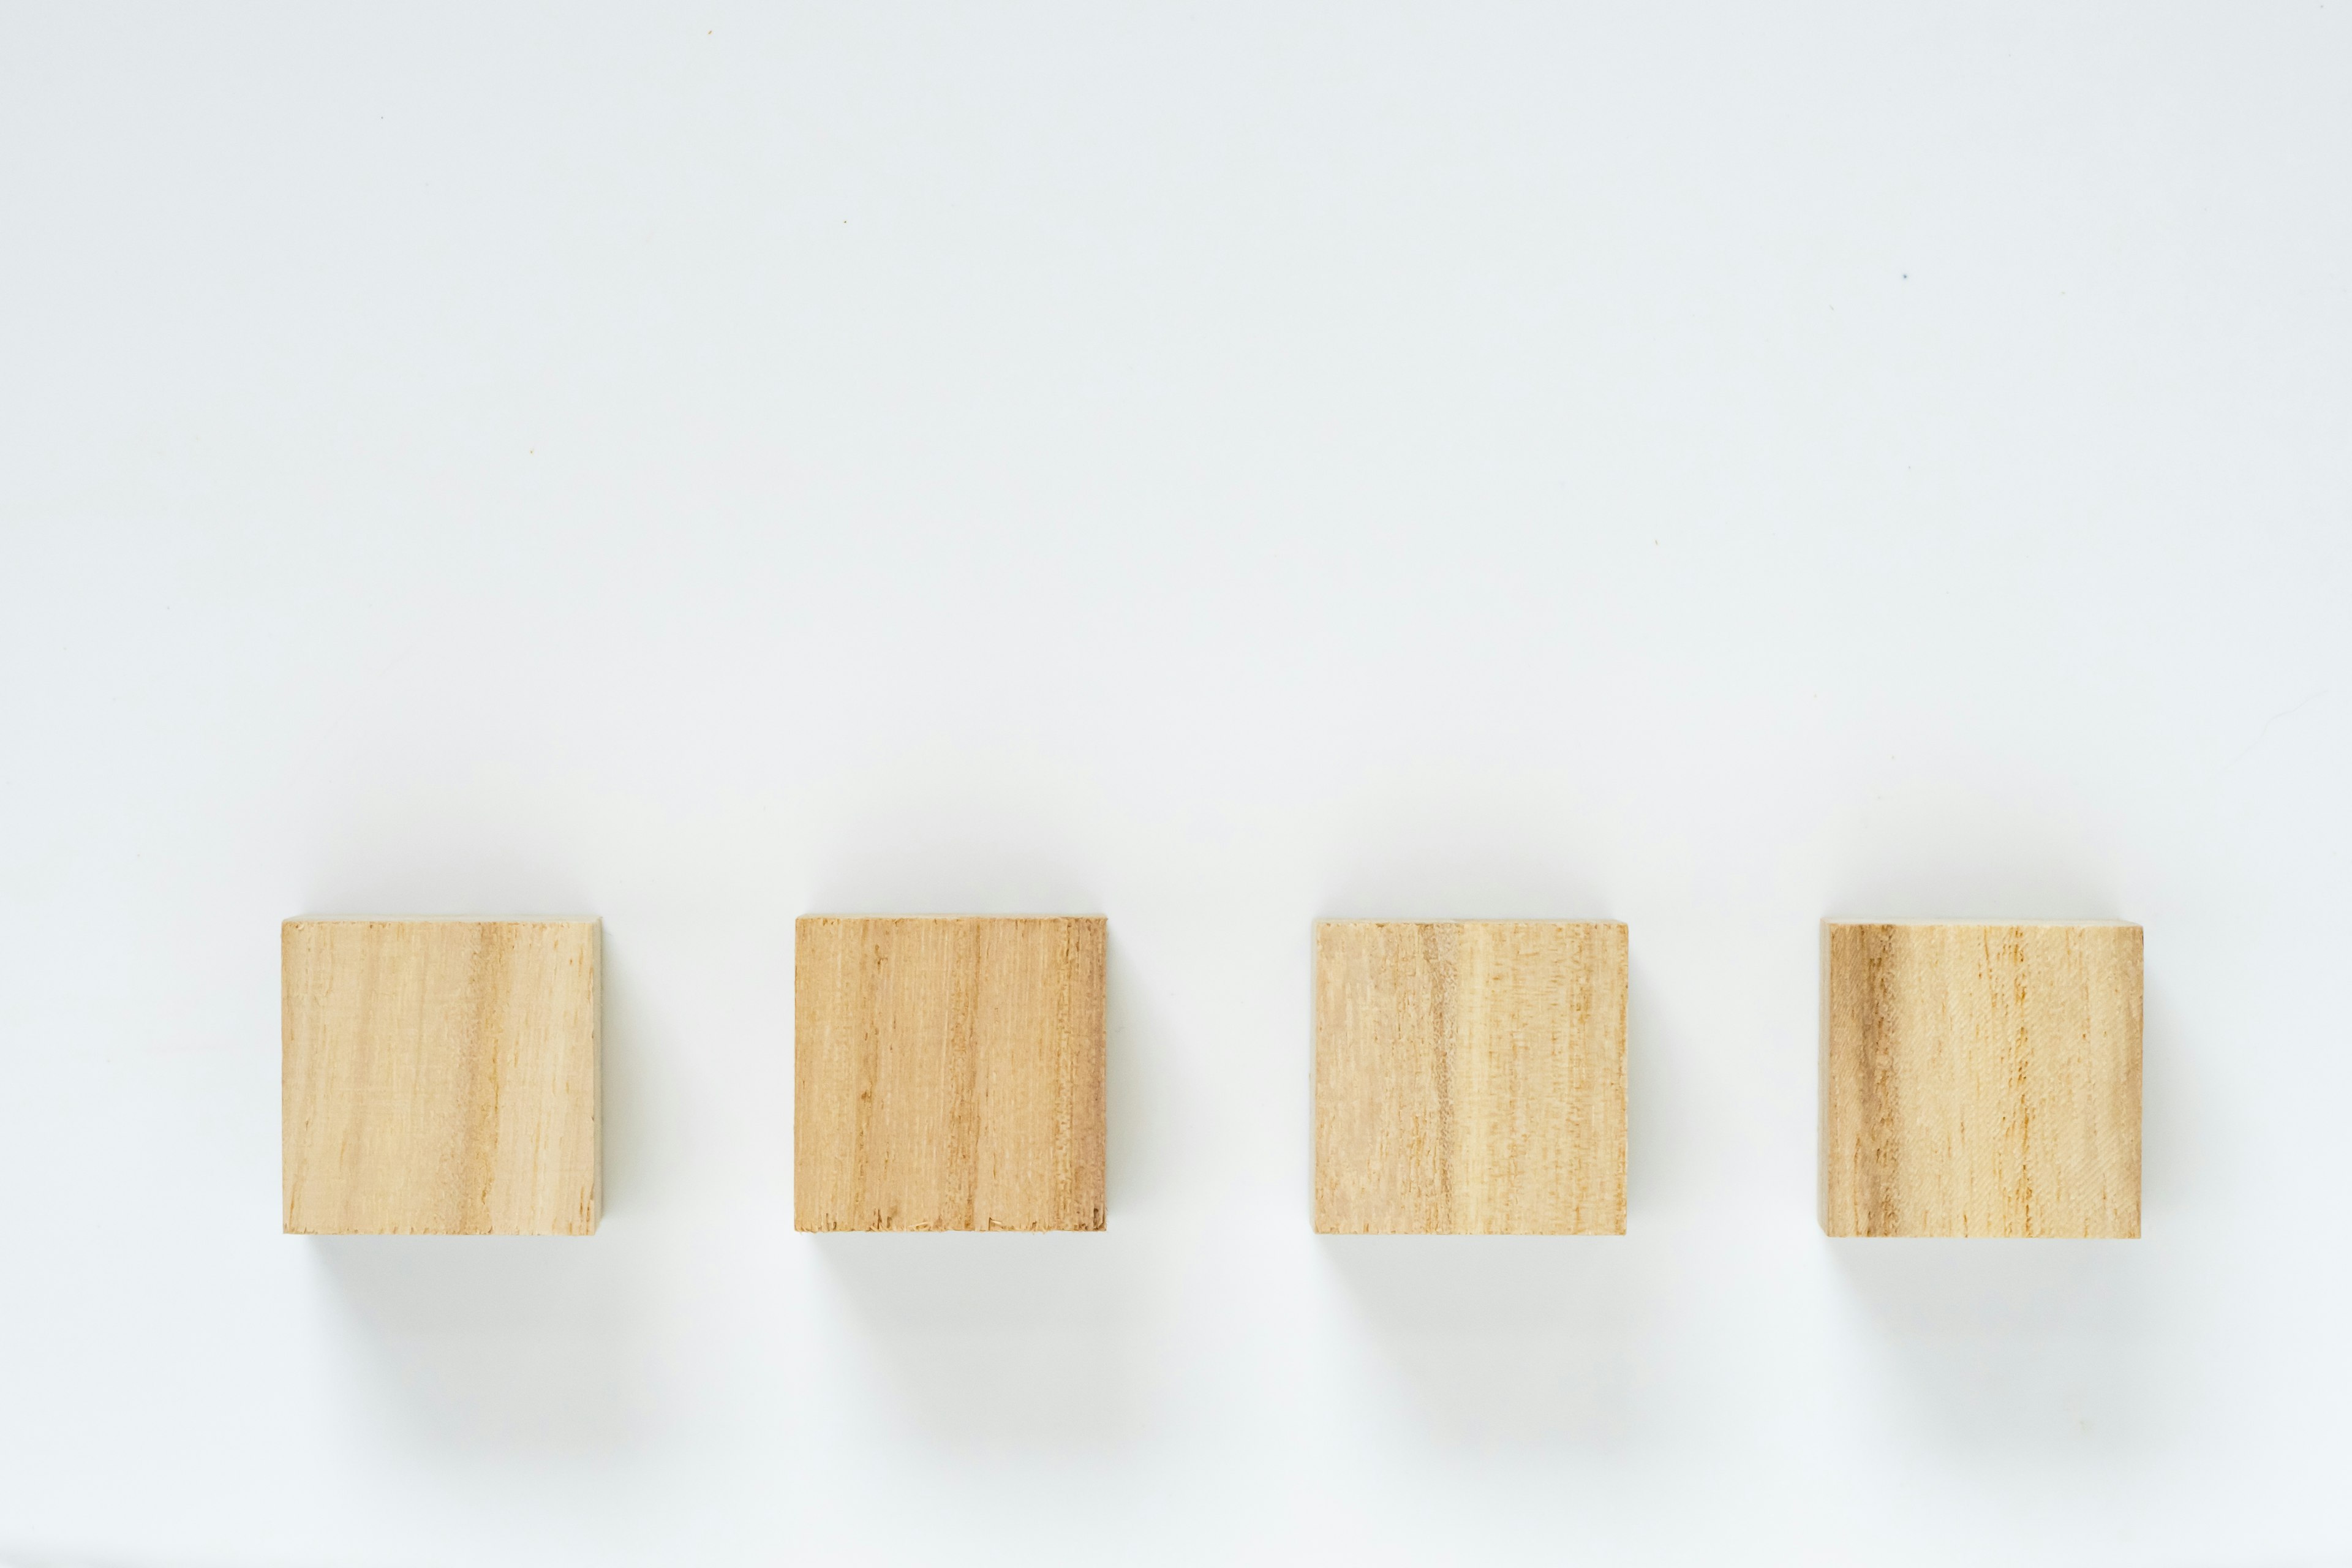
[
  {"x1": 1820, "y1": 921, "x2": 2142, "y2": 1238},
  {"x1": 282, "y1": 918, "x2": 600, "y2": 1235},
  {"x1": 1314, "y1": 920, "x2": 1627, "y2": 1235},
  {"x1": 795, "y1": 916, "x2": 1106, "y2": 1232}
]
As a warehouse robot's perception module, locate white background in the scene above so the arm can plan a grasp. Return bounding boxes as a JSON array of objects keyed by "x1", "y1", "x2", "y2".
[{"x1": 3, "y1": 6, "x2": 2348, "y2": 1565}]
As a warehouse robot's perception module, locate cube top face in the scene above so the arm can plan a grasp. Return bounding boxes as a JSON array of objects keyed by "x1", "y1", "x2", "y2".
[
  {"x1": 1820, "y1": 921, "x2": 2142, "y2": 1239},
  {"x1": 795, "y1": 916, "x2": 1107, "y2": 1232},
  {"x1": 282, "y1": 918, "x2": 601, "y2": 1236},
  {"x1": 1314, "y1": 920, "x2": 1628, "y2": 1235}
]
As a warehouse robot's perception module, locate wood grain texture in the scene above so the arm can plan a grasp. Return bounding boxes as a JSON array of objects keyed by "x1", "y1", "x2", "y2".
[
  {"x1": 1820, "y1": 920, "x2": 2141, "y2": 1238},
  {"x1": 795, "y1": 916, "x2": 1106, "y2": 1232},
  {"x1": 282, "y1": 918, "x2": 600, "y2": 1235},
  {"x1": 1314, "y1": 920, "x2": 1627, "y2": 1235}
]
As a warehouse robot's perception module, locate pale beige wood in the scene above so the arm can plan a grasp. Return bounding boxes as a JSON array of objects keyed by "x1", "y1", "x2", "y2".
[
  {"x1": 1820, "y1": 920, "x2": 2142, "y2": 1238},
  {"x1": 1314, "y1": 920, "x2": 1627, "y2": 1235},
  {"x1": 282, "y1": 918, "x2": 600, "y2": 1236},
  {"x1": 795, "y1": 916, "x2": 1106, "y2": 1232}
]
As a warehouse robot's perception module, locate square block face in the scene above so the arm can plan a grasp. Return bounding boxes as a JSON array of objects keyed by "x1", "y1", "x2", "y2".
[
  {"x1": 1820, "y1": 921, "x2": 2142, "y2": 1238},
  {"x1": 795, "y1": 916, "x2": 1106, "y2": 1232},
  {"x1": 1314, "y1": 921, "x2": 1628, "y2": 1235},
  {"x1": 282, "y1": 919, "x2": 601, "y2": 1236}
]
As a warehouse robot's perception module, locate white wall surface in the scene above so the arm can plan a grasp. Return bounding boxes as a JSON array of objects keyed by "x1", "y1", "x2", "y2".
[{"x1": 3, "y1": 6, "x2": 2349, "y2": 1565}]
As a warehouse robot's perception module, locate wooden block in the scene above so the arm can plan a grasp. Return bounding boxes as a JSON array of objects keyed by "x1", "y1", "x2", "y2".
[
  {"x1": 1820, "y1": 921, "x2": 2142, "y2": 1238},
  {"x1": 795, "y1": 916, "x2": 1106, "y2": 1232},
  {"x1": 282, "y1": 918, "x2": 600, "y2": 1236},
  {"x1": 1314, "y1": 920, "x2": 1627, "y2": 1235}
]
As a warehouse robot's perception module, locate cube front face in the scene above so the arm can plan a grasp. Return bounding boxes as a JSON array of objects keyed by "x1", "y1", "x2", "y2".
[
  {"x1": 1314, "y1": 921, "x2": 1628, "y2": 1235},
  {"x1": 794, "y1": 916, "x2": 1107, "y2": 1232},
  {"x1": 1820, "y1": 921, "x2": 2142, "y2": 1238},
  {"x1": 282, "y1": 919, "x2": 601, "y2": 1235}
]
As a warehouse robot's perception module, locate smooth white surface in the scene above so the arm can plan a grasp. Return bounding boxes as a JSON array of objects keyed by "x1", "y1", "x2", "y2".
[{"x1": 3, "y1": 6, "x2": 2349, "y2": 1564}]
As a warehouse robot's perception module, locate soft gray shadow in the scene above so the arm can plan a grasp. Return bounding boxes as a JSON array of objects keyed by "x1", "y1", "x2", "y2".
[
  {"x1": 311, "y1": 1236, "x2": 654, "y2": 1453},
  {"x1": 1820, "y1": 801, "x2": 2120, "y2": 921},
  {"x1": 1315, "y1": 846, "x2": 1610, "y2": 922},
  {"x1": 1322, "y1": 1237, "x2": 1647, "y2": 1448},
  {"x1": 2139, "y1": 976, "x2": 2197, "y2": 1221},
  {"x1": 1828, "y1": 1239, "x2": 2161, "y2": 1448},
  {"x1": 293, "y1": 818, "x2": 595, "y2": 920},
  {"x1": 1623, "y1": 963, "x2": 1686, "y2": 1225},
  {"x1": 1104, "y1": 935, "x2": 1180, "y2": 1219},
  {"x1": 802, "y1": 840, "x2": 1099, "y2": 917},
  {"x1": 812, "y1": 1232, "x2": 1144, "y2": 1449},
  {"x1": 597, "y1": 926, "x2": 668, "y2": 1221}
]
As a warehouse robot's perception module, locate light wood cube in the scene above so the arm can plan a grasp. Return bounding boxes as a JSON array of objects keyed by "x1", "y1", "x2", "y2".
[
  {"x1": 1820, "y1": 920, "x2": 2142, "y2": 1238},
  {"x1": 282, "y1": 918, "x2": 601, "y2": 1235},
  {"x1": 795, "y1": 916, "x2": 1106, "y2": 1232},
  {"x1": 1314, "y1": 920, "x2": 1628, "y2": 1235}
]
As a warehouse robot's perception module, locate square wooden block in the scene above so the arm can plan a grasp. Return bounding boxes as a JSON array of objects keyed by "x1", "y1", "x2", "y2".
[
  {"x1": 795, "y1": 916, "x2": 1106, "y2": 1232},
  {"x1": 282, "y1": 918, "x2": 601, "y2": 1236},
  {"x1": 1820, "y1": 920, "x2": 2143, "y2": 1238},
  {"x1": 1314, "y1": 920, "x2": 1628, "y2": 1235}
]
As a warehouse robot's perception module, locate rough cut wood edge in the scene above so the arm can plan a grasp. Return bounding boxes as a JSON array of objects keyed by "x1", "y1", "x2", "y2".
[
  {"x1": 1819, "y1": 918, "x2": 2141, "y2": 1240},
  {"x1": 282, "y1": 917, "x2": 601, "y2": 1237},
  {"x1": 794, "y1": 914, "x2": 1107, "y2": 1233},
  {"x1": 1312, "y1": 919, "x2": 1628, "y2": 1237}
]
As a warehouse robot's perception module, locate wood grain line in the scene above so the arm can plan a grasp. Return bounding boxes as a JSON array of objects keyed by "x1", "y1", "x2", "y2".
[
  {"x1": 1820, "y1": 920, "x2": 2140, "y2": 1238},
  {"x1": 1314, "y1": 920, "x2": 1627, "y2": 1235},
  {"x1": 795, "y1": 916, "x2": 1106, "y2": 1232},
  {"x1": 282, "y1": 918, "x2": 600, "y2": 1236}
]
